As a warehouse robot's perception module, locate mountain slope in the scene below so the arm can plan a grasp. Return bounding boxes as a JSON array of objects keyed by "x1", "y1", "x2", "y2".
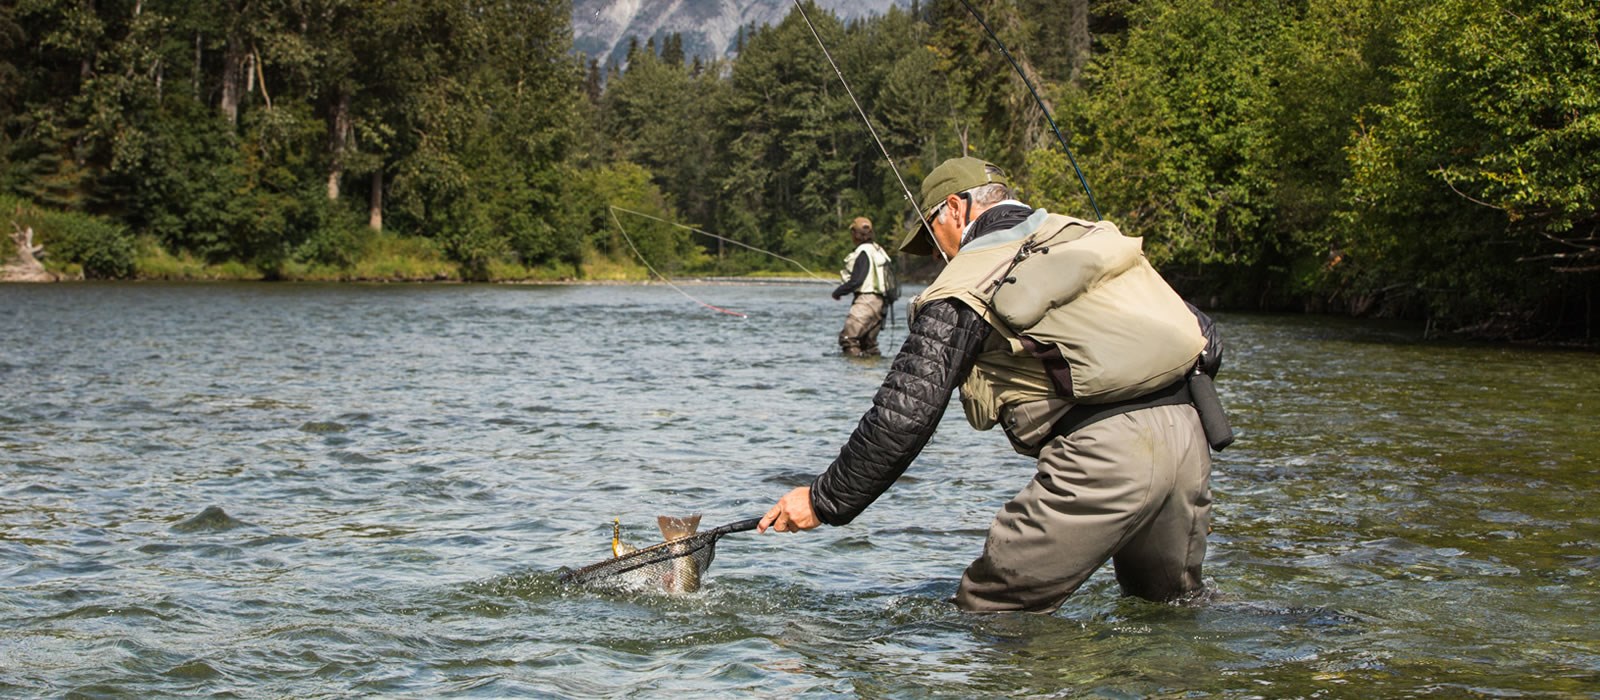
[{"x1": 572, "y1": 0, "x2": 907, "y2": 66}]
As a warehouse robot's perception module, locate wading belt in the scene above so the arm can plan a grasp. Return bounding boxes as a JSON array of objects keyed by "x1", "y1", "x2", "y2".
[{"x1": 1050, "y1": 377, "x2": 1192, "y2": 439}]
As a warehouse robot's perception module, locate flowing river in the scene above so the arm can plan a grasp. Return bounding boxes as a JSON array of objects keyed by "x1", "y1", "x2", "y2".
[{"x1": 2, "y1": 282, "x2": 1596, "y2": 697}]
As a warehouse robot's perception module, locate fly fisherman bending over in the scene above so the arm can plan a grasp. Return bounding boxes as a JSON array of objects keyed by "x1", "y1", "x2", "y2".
[
  {"x1": 759, "y1": 157, "x2": 1228, "y2": 612},
  {"x1": 832, "y1": 216, "x2": 893, "y2": 357}
]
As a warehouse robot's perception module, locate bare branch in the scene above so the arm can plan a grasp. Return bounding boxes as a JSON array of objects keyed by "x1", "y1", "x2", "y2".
[
  {"x1": 1434, "y1": 167, "x2": 1505, "y2": 211},
  {"x1": 254, "y1": 47, "x2": 272, "y2": 110},
  {"x1": 1531, "y1": 228, "x2": 1600, "y2": 250},
  {"x1": 1517, "y1": 249, "x2": 1599, "y2": 265}
]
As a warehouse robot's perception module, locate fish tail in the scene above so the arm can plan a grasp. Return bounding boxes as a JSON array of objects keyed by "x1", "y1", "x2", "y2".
[{"x1": 656, "y1": 514, "x2": 702, "y2": 541}]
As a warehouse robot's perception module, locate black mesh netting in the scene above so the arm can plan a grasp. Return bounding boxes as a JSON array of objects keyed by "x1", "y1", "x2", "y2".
[{"x1": 558, "y1": 518, "x2": 759, "y2": 592}]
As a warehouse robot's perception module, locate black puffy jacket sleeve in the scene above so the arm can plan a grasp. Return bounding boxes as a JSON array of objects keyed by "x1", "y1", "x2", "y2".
[
  {"x1": 831, "y1": 255, "x2": 870, "y2": 298},
  {"x1": 809, "y1": 297, "x2": 992, "y2": 525}
]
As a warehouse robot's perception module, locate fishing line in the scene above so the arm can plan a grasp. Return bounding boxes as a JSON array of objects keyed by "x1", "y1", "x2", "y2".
[
  {"x1": 791, "y1": 0, "x2": 947, "y2": 264},
  {"x1": 607, "y1": 207, "x2": 748, "y2": 318},
  {"x1": 955, "y1": 0, "x2": 1101, "y2": 220},
  {"x1": 609, "y1": 205, "x2": 828, "y2": 281}
]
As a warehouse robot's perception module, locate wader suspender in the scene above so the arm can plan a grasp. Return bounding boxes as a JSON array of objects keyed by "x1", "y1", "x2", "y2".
[
  {"x1": 981, "y1": 227, "x2": 1079, "y2": 394},
  {"x1": 872, "y1": 244, "x2": 885, "y2": 297}
]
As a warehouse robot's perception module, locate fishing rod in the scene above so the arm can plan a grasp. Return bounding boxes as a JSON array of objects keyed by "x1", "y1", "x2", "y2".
[
  {"x1": 607, "y1": 206, "x2": 748, "y2": 318},
  {"x1": 791, "y1": 0, "x2": 946, "y2": 265},
  {"x1": 954, "y1": 0, "x2": 1100, "y2": 220},
  {"x1": 609, "y1": 205, "x2": 829, "y2": 281}
]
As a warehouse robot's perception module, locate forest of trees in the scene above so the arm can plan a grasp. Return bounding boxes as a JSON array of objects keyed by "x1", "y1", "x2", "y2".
[{"x1": 2, "y1": 0, "x2": 1596, "y2": 341}]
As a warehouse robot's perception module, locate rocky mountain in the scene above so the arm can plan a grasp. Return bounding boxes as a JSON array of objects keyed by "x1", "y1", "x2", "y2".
[{"x1": 571, "y1": 0, "x2": 909, "y2": 67}]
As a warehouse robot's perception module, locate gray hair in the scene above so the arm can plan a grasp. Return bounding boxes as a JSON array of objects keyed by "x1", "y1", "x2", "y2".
[
  {"x1": 965, "y1": 182, "x2": 1013, "y2": 208},
  {"x1": 933, "y1": 182, "x2": 1014, "y2": 224}
]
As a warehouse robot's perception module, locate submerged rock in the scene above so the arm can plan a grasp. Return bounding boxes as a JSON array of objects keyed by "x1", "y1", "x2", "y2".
[{"x1": 171, "y1": 505, "x2": 250, "y2": 533}]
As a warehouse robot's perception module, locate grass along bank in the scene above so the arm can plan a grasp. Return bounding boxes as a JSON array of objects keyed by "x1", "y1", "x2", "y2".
[{"x1": 4, "y1": 205, "x2": 805, "y2": 284}]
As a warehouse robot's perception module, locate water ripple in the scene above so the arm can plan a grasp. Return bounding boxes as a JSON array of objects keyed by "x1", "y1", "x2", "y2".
[{"x1": 1, "y1": 284, "x2": 1597, "y2": 696}]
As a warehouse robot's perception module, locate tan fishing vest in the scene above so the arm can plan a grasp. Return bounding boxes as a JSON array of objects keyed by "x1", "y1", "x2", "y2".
[
  {"x1": 914, "y1": 210, "x2": 1205, "y2": 437},
  {"x1": 841, "y1": 242, "x2": 892, "y2": 296}
]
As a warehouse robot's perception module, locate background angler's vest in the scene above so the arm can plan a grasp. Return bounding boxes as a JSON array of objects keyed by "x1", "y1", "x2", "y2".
[{"x1": 841, "y1": 243, "x2": 891, "y2": 296}]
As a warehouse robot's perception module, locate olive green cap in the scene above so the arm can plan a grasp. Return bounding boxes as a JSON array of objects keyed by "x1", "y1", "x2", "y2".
[{"x1": 897, "y1": 156, "x2": 1011, "y2": 255}]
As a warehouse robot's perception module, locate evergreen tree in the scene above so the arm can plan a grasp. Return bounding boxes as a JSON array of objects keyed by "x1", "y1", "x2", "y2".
[{"x1": 661, "y1": 32, "x2": 685, "y2": 67}]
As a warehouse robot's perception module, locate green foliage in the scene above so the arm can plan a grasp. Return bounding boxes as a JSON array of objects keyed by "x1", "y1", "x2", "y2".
[
  {"x1": 4, "y1": 0, "x2": 579, "y2": 282},
  {"x1": 345, "y1": 233, "x2": 453, "y2": 282},
  {"x1": 105, "y1": 95, "x2": 253, "y2": 261},
  {"x1": 40, "y1": 210, "x2": 135, "y2": 279},
  {"x1": 1056, "y1": 0, "x2": 1286, "y2": 268},
  {"x1": 715, "y1": 4, "x2": 850, "y2": 252},
  {"x1": 580, "y1": 161, "x2": 705, "y2": 275},
  {"x1": 1345, "y1": 0, "x2": 1599, "y2": 327},
  {"x1": 600, "y1": 43, "x2": 726, "y2": 232},
  {"x1": 1252, "y1": 0, "x2": 1408, "y2": 302},
  {"x1": 295, "y1": 201, "x2": 367, "y2": 269}
]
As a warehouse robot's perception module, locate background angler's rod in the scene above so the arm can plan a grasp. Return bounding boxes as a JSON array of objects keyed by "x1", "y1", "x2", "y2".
[
  {"x1": 610, "y1": 205, "x2": 828, "y2": 281},
  {"x1": 607, "y1": 206, "x2": 748, "y2": 318}
]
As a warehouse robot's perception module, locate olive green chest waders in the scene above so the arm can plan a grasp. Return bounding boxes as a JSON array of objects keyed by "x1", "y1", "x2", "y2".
[
  {"x1": 838, "y1": 293, "x2": 886, "y2": 357},
  {"x1": 953, "y1": 403, "x2": 1211, "y2": 612}
]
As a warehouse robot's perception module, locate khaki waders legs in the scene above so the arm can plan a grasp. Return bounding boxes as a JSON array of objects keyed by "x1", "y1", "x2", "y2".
[
  {"x1": 838, "y1": 293, "x2": 886, "y2": 357},
  {"x1": 954, "y1": 403, "x2": 1212, "y2": 613}
]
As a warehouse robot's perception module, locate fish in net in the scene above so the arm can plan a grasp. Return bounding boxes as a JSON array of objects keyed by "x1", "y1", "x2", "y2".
[{"x1": 558, "y1": 516, "x2": 760, "y2": 593}]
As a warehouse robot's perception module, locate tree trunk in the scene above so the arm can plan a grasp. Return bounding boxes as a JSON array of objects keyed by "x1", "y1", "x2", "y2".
[
  {"x1": 327, "y1": 89, "x2": 351, "y2": 200},
  {"x1": 244, "y1": 51, "x2": 255, "y2": 96},
  {"x1": 220, "y1": 38, "x2": 245, "y2": 125},
  {"x1": 1066, "y1": 0, "x2": 1090, "y2": 86},
  {"x1": 368, "y1": 169, "x2": 383, "y2": 232},
  {"x1": 193, "y1": 32, "x2": 202, "y2": 100}
]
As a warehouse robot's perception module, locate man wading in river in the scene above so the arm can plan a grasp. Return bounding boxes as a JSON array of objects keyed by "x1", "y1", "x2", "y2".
[
  {"x1": 759, "y1": 157, "x2": 1221, "y2": 612},
  {"x1": 831, "y1": 217, "x2": 893, "y2": 357}
]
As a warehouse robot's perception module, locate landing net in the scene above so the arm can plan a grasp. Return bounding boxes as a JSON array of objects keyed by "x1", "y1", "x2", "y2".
[{"x1": 557, "y1": 518, "x2": 759, "y2": 591}]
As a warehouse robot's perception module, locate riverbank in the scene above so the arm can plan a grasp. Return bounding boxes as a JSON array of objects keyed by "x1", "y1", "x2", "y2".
[
  {"x1": 1, "y1": 262, "x2": 831, "y2": 285},
  {"x1": 2, "y1": 193, "x2": 830, "y2": 285},
  {"x1": 1, "y1": 224, "x2": 822, "y2": 286}
]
